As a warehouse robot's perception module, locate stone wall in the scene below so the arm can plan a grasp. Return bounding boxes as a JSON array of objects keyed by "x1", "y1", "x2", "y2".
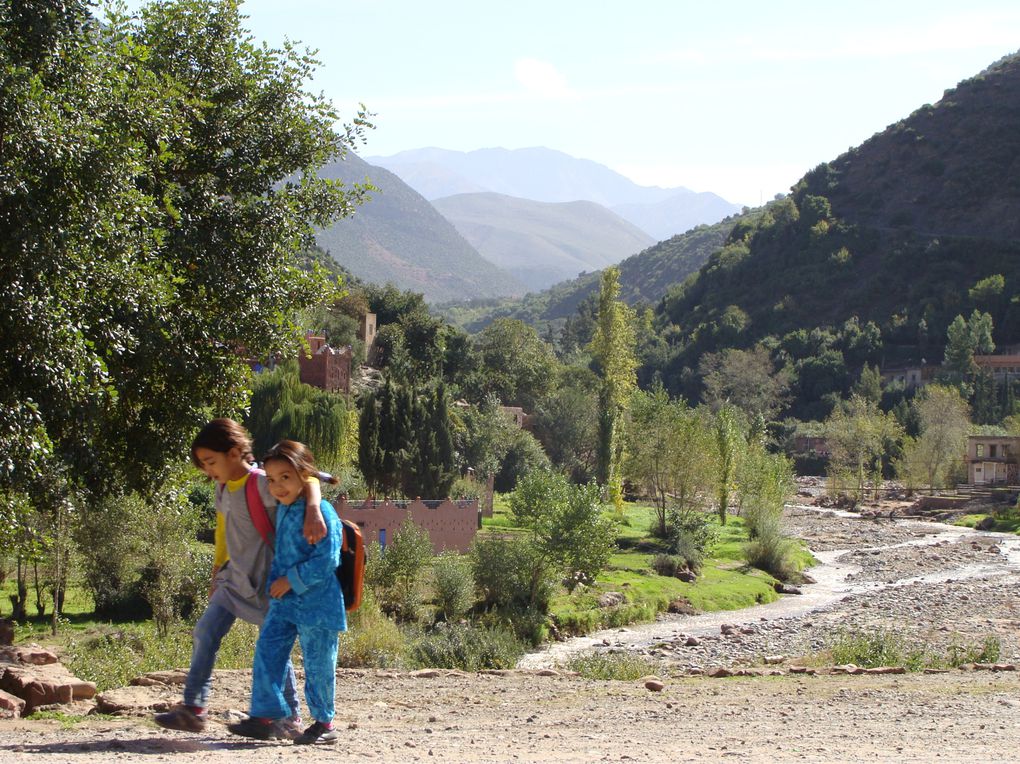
[{"x1": 336, "y1": 498, "x2": 479, "y2": 553}]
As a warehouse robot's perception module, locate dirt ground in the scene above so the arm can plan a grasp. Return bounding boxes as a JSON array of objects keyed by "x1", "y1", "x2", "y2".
[
  {"x1": 2, "y1": 669, "x2": 1020, "y2": 763},
  {"x1": 5, "y1": 489, "x2": 1020, "y2": 763}
]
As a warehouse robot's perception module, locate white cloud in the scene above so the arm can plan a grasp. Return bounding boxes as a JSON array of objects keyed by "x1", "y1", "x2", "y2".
[{"x1": 514, "y1": 58, "x2": 575, "y2": 99}]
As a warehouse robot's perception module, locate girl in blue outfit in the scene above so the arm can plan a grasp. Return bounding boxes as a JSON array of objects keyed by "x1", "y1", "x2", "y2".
[{"x1": 229, "y1": 439, "x2": 346, "y2": 745}]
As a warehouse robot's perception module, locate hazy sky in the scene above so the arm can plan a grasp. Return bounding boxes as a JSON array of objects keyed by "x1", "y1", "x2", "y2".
[{"x1": 213, "y1": 1, "x2": 1018, "y2": 205}]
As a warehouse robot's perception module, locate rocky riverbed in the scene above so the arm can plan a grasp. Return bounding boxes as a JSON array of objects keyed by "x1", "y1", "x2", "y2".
[{"x1": 521, "y1": 504, "x2": 1020, "y2": 675}]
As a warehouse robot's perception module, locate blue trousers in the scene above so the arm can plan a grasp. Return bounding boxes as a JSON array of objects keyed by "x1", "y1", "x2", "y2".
[
  {"x1": 250, "y1": 608, "x2": 338, "y2": 723},
  {"x1": 184, "y1": 601, "x2": 299, "y2": 716}
]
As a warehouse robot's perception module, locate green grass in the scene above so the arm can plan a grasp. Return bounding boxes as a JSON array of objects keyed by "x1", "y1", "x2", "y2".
[
  {"x1": 547, "y1": 505, "x2": 811, "y2": 636},
  {"x1": 825, "y1": 628, "x2": 1001, "y2": 671},
  {"x1": 955, "y1": 512, "x2": 1020, "y2": 533},
  {"x1": 27, "y1": 710, "x2": 118, "y2": 728},
  {"x1": 564, "y1": 651, "x2": 660, "y2": 680}
]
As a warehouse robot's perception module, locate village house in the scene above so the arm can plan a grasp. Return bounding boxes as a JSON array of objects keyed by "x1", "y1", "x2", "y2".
[
  {"x1": 297, "y1": 334, "x2": 353, "y2": 393},
  {"x1": 973, "y1": 354, "x2": 1020, "y2": 382},
  {"x1": 966, "y1": 434, "x2": 1020, "y2": 485},
  {"x1": 879, "y1": 364, "x2": 939, "y2": 390}
]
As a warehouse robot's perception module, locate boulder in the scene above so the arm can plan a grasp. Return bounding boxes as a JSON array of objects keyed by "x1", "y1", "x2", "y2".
[
  {"x1": 0, "y1": 687, "x2": 26, "y2": 718},
  {"x1": 644, "y1": 679, "x2": 665, "y2": 692},
  {"x1": 0, "y1": 663, "x2": 96, "y2": 712},
  {"x1": 597, "y1": 592, "x2": 626, "y2": 608},
  {"x1": 95, "y1": 685, "x2": 173, "y2": 715}
]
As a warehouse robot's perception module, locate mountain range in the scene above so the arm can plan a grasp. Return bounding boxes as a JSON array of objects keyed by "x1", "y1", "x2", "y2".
[
  {"x1": 366, "y1": 146, "x2": 742, "y2": 241},
  {"x1": 312, "y1": 153, "x2": 525, "y2": 303},
  {"x1": 430, "y1": 193, "x2": 654, "y2": 292},
  {"x1": 656, "y1": 50, "x2": 1020, "y2": 375}
]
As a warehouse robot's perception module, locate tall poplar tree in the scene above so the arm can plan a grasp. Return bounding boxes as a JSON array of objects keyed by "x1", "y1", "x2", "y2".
[{"x1": 588, "y1": 267, "x2": 637, "y2": 509}]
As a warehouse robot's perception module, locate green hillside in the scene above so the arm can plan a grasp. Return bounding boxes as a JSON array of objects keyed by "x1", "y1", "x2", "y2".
[
  {"x1": 432, "y1": 192, "x2": 654, "y2": 292},
  {"x1": 442, "y1": 213, "x2": 742, "y2": 333},
  {"x1": 651, "y1": 52, "x2": 1020, "y2": 412},
  {"x1": 314, "y1": 154, "x2": 525, "y2": 303}
]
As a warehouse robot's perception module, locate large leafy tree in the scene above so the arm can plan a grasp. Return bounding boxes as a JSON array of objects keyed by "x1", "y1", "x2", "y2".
[{"x1": 0, "y1": 0, "x2": 370, "y2": 500}]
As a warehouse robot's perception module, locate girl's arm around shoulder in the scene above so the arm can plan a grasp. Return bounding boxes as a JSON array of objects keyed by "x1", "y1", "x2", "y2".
[
  {"x1": 285, "y1": 502, "x2": 341, "y2": 596},
  {"x1": 302, "y1": 477, "x2": 327, "y2": 544}
]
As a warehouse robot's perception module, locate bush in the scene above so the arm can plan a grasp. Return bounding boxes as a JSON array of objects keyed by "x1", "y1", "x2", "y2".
[
  {"x1": 369, "y1": 522, "x2": 434, "y2": 623},
  {"x1": 744, "y1": 533, "x2": 800, "y2": 581},
  {"x1": 650, "y1": 554, "x2": 687, "y2": 578},
  {"x1": 564, "y1": 651, "x2": 659, "y2": 681},
  {"x1": 337, "y1": 590, "x2": 406, "y2": 668},
  {"x1": 471, "y1": 534, "x2": 554, "y2": 614},
  {"x1": 406, "y1": 622, "x2": 526, "y2": 671},
  {"x1": 431, "y1": 553, "x2": 475, "y2": 622},
  {"x1": 665, "y1": 506, "x2": 717, "y2": 572}
]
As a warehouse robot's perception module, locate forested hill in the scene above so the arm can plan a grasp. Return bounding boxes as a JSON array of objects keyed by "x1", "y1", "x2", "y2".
[
  {"x1": 313, "y1": 153, "x2": 526, "y2": 303},
  {"x1": 656, "y1": 51, "x2": 1020, "y2": 387},
  {"x1": 442, "y1": 212, "x2": 744, "y2": 333}
]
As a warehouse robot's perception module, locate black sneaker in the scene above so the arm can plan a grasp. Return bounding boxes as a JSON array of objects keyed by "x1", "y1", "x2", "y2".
[
  {"x1": 295, "y1": 720, "x2": 339, "y2": 745},
  {"x1": 155, "y1": 704, "x2": 207, "y2": 733},
  {"x1": 227, "y1": 716, "x2": 292, "y2": 741}
]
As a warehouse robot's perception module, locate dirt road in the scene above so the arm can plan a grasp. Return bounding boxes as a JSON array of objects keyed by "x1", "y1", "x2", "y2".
[{"x1": 2, "y1": 668, "x2": 1020, "y2": 762}]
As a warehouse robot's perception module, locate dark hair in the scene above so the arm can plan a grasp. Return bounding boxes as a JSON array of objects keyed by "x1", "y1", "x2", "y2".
[
  {"x1": 262, "y1": 439, "x2": 339, "y2": 485},
  {"x1": 191, "y1": 418, "x2": 253, "y2": 468}
]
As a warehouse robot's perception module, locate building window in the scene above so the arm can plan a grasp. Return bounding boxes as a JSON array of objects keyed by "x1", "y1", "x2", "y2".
[
  {"x1": 991, "y1": 444, "x2": 998, "y2": 458},
  {"x1": 976, "y1": 444, "x2": 985, "y2": 458}
]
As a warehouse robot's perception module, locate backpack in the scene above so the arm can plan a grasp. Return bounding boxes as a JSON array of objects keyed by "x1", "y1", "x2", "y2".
[{"x1": 227, "y1": 468, "x2": 365, "y2": 612}]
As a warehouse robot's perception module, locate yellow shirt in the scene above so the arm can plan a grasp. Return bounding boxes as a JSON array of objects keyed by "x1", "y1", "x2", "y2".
[{"x1": 212, "y1": 473, "x2": 319, "y2": 570}]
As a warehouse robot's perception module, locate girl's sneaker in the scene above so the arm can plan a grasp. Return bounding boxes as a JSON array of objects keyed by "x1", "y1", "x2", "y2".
[
  {"x1": 227, "y1": 716, "x2": 293, "y2": 741},
  {"x1": 154, "y1": 704, "x2": 207, "y2": 732},
  {"x1": 295, "y1": 720, "x2": 339, "y2": 745}
]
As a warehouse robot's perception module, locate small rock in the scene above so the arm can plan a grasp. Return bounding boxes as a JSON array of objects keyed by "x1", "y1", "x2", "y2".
[
  {"x1": 644, "y1": 679, "x2": 665, "y2": 692},
  {"x1": 685, "y1": 636, "x2": 701, "y2": 647}
]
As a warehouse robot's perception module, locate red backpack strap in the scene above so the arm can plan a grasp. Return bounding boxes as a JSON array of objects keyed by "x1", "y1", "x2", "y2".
[{"x1": 245, "y1": 468, "x2": 275, "y2": 547}]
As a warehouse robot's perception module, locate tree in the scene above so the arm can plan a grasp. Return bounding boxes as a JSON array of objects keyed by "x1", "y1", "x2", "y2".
[
  {"x1": 589, "y1": 267, "x2": 637, "y2": 509},
  {"x1": 852, "y1": 364, "x2": 883, "y2": 404},
  {"x1": 712, "y1": 405, "x2": 743, "y2": 526},
  {"x1": 469, "y1": 318, "x2": 557, "y2": 411},
  {"x1": 532, "y1": 380, "x2": 599, "y2": 483},
  {"x1": 509, "y1": 471, "x2": 617, "y2": 591},
  {"x1": 944, "y1": 310, "x2": 995, "y2": 377},
  {"x1": 825, "y1": 395, "x2": 904, "y2": 500},
  {"x1": 699, "y1": 346, "x2": 791, "y2": 421},
  {"x1": 895, "y1": 385, "x2": 970, "y2": 492},
  {"x1": 246, "y1": 362, "x2": 355, "y2": 474},
  {"x1": 357, "y1": 391, "x2": 384, "y2": 496},
  {"x1": 626, "y1": 387, "x2": 712, "y2": 537},
  {"x1": 1, "y1": 1, "x2": 372, "y2": 502}
]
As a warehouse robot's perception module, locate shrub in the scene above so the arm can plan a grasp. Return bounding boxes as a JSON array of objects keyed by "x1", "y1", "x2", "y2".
[
  {"x1": 431, "y1": 553, "x2": 475, "y2": 622},
  {"x1": 337, "y1": 590, "x2": 406, "y2": 668},
  {"x1": 665, "y1": 506, "x2": 717, "y2": 572},
  {"x1": 744, "y1": 532, "x2": 800, "y2": 581},
  {"x1": 406, "y1": 622, "x2": 526, "y2": 670},
  {"x1": 369, "y1": 522, "x2": 434, "y2": 623},
  {"x1": 650, "y1": 554, "x2": 686, "y2": 578},
  {"x1": 471, "y1": 534, "x2": 553, "y2": 614},
  {"x1": 564, "y1": 651, "x2": 659, "y2": 681}
]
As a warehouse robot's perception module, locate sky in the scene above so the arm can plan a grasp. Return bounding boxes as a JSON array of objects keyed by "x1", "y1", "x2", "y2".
[{"x1": 197, "y1": 1, "x2": 1019, "y2": 206}]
